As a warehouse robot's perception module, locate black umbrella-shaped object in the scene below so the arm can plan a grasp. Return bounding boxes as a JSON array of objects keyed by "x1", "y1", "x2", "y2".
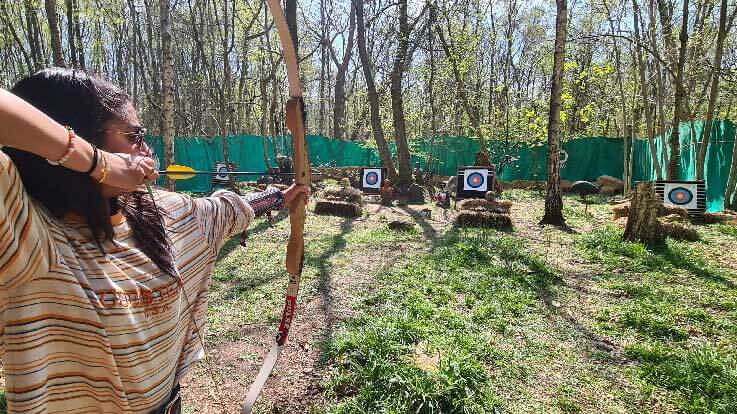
[{"x1": 570, "y1": 180, "x2": 600, "y2": 213}]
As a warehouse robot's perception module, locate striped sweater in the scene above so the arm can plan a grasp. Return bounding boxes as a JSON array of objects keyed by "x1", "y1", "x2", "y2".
[{"x1": 0, "y1": 151, "x2": 254, "y2": 413}]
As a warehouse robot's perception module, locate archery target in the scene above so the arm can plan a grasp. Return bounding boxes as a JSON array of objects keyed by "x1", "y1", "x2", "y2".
[
  {"x1": 463, "y1": 169, "x2": 488, "y2": 192},
  {"x1": 215, "y1": 163, "x2": 229, "y2": 181},
  {"x1": 662, "y1": 183, "x2": 697, "y2": 210},
  {"x1": 213, "y1": 162, "x2": 237, "y2": 186},
  {"x1": 362, "y1": 168, "x2": 383, "y2": 189}
]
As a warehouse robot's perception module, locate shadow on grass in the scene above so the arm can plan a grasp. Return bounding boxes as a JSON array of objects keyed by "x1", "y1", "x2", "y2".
[
  {"x1": 309, "y1": 218, "x2": 355, "y2": 345},
  {"x1": 399, "y1": 205, "x2": 437, "y2": 240},
  {"x1": 217, "y1": 209, "x2": 289, "y2": 261},
  {"x1": 653, "y1": 243, "x2": 736, "y2": 289}
]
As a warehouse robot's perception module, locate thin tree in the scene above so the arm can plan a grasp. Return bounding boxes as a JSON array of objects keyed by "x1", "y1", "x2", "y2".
[
  {"x1": 696, "y1": 0, "x2": 737, "y2": 180},
  {"x1": 390, "y1": 0, "x2": 414, "y2": 185},
  {"x1": 633, "y1": 0, "x2": 663, "y2": 179},
  {"x1": 355, "y1": 0, "x2": 397, "y2": 180},
  {"x1": 540, "y1": 0, "x2": 567, "y2": 226},
  {"x1": 160, "y1": 0, "x2": 175, "y2": 188},
  {"x1": 44, "y1": 0, "x2": 66, "y2": 67},
  {"x1": 329, "y1": 4, "x2": 356, "y2": 140},
  {"x1": 667, "y1": 0, "x2": 689, "y2": 179}
]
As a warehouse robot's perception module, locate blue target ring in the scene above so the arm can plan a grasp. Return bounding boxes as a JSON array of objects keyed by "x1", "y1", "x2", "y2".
[
  {"x1": 365, "y1": 171, "x2": 379, "y2": 185},
  {"x1": 668, "y1": 187, "x2": 693, "y2": 205},
  {"x1": 466, "y1": 172, "x2": 485, "y2": 189}
]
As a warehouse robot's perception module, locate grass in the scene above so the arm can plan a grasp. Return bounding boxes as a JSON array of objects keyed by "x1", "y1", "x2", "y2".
[
  {"x1": 2, "y1": 190, "x2": 734, "y2": 414},
  {"x1": 315, "y1": 193, "x2": 737, "y2": 413},
  {"x1": 577, "y1": 224, "x2": 737, "y2": 413},
  {"x1": 318, "y1": 229, "x2": 561, "y2": 413}
]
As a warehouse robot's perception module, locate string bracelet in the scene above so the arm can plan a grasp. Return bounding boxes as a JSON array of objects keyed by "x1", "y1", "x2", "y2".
[{"x1": 84, "y1": 145, "x2": 99, "y2": 175}]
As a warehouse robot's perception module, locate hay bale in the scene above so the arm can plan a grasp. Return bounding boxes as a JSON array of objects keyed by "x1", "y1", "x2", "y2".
[
  {"x1": 612, "y1": 202, "x2": 630, "y2": 220},
  {"x1": 659, "y1": 222, "x2": 699, "y2": 242},
  {"x1": 323, "y1": 186, "x2": 363, "y2": 204},
  {"x1": 497, "y1": 200, "x2": 513, "y2": 213},
  {"x1": 704, "y1": 211, "x2": 737, "y2": 224},
  {"x1": 661, "y1": 213, "x2": 690, "y2": 224},
  {"x1": 458, "y1": 198, "x2": 512, "y2": 214},
  {"x1": 314, "y1": 200, "x2": 362, "y2": 218},
  {"x1": 600, "y1": 185, "x2": 621, "y2": 196},
  {"x1": 596, "y1": 175, "x2": 624, "y2": 191},
  {"x1": 388, "y1": 220, "x2": 415, "y2": 232},
  {"x1": 454, "y1": 211, "x2": 513, "y2": 230},
  {"x1": 613, "y1": 202, "x2": 693, "y2": 222},
  {"x1": 658, "y1": 205, "x2": 690, "y2": 218},
  {"x1": 458, "y1": 199, "x2": 495, "y2": 210}
]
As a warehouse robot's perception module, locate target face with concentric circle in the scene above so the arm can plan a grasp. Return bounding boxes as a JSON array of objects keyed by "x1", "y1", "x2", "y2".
[
  {"x1": 462, "y1": 168, "x2": 488, "y2": 192},
  {"x1": 467, "y1": 173, "x2": 484, "y2": 188},
  {"x1": 667, "y1": 187, "x2": 693, "y2": 205},
  {"x1": 662, "y1": 182, "x2": 698, "y2": 210},
  {"x1": 214, "y1": 163, "x2": 230, "y2": 182},
  {"x1": 365, "y1": 171, "x2": 379, "y2": 186},
  {"x1": 362, "y1": 168, "x2": 383, "y2": 189}
]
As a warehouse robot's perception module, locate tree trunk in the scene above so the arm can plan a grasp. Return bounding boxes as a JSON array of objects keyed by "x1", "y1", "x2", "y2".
[
  {"x1": 72, "y1": 0, "x2": 85, "y2": 69},
  {"x1": 623, "y1": 182, "x2": 661, "y2": 243},
  {"x1": 390, "y1": 0, "x2": 413, "y2": 186},
  {"x1": 354, "y1": 0, "x2": 397, "y2": 180},
  {"x1": 65, "y1": 0, "x2": 77, "y2": 67},
  {"x1": 332, "y1": 6, "x2": 356, "y2": 140},
  {"x1": 24, "y1": 0, "x2": 44, "y2": 70},
  {"x1": 540, "y1": 0, "x2": 567, "y2": 226},
  {"x1": 633, "y1": 0, "x2": 663, "y2": 179},
  {"x1": 426, "y1": 3, "x2": 438, "y2": 171},
  {"x1": 44, "y1": 0, "x2": 66, "y2": 67},
  {"x1": 285, "y1": 0, "x2": 298, "y2": 54},
  {"x1": 696, "y1": 0, "x2": 735, "y2": 179},
  {"x1": 667, "y1": 0, "x2": 689, "y2": 180},
  {"x1": 159, "y1": 0, "x2": 175, "y2": 189}
]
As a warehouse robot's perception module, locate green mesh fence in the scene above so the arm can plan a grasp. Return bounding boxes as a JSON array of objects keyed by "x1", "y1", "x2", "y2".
[
  {"x1": 632, "y1": 120, "x2": 736, "y2": 212},
  {"x1": 145, "y1": 120, "x2": 735, "y2": 211}
]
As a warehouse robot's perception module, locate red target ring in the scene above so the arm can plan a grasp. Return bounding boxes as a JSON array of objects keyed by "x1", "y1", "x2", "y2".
[
  {"x1": 466, "y1": 172, "x2": 485, "y2": 189},
  {"x1": 365, "y1": 171, "x2": 379, "y2": 185}
]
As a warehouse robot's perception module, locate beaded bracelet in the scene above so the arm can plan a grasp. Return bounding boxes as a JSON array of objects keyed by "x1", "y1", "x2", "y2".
[{"x1": 47, "y1": 127, "x2": 77, "y2": 166}]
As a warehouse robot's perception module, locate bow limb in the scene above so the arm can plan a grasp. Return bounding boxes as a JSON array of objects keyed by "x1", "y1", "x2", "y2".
[{"x1": 241, "y1": 1, "x2": 309, "y2": 413}]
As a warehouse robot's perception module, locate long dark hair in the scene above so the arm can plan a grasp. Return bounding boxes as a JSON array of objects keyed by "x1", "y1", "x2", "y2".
[{"x1": 3, "y1": 68, "x2": 176, "y2": 276}]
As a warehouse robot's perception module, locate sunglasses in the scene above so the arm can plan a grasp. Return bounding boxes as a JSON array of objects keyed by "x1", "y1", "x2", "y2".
[{"x1": 99, "y1": 126, "x2": 147, "y2": 146}]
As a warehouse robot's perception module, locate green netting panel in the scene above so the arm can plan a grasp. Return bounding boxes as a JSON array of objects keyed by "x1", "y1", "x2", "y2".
[
  {"x1": 632, "y1": 120, "x2": 736, "y2": 212},
  {"x1": 409, "y1": 136, "x2": 481, "y2": 176},
  {"x1": 306, "y1": 135, "x2": 382, "y2": 167},
  {"x1": 145, "y1": 120, "x2": 734, "y2": 211}
]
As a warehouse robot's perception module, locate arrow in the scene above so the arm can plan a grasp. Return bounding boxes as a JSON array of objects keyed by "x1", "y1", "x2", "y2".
[{"x1": 158, "y1": 164, "x2": 267, "y2": 180}]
